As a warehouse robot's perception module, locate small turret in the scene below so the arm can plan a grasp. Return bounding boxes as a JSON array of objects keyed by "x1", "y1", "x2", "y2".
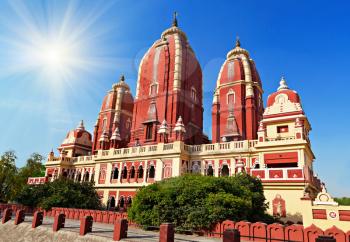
[{"x1": 158, "y1": 120, "x2": 169, "y2": 143}]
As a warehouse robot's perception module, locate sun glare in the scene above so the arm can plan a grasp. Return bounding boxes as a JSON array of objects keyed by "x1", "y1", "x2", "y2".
[
  {"x1": 39, "y1": 41, "x2": 73, "y2": 72},
  {"x1": 0, "y1": 0, "x2": 118, "y2": 87}
]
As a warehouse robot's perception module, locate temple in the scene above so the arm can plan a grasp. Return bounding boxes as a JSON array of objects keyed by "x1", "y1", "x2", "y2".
[{"x1": 34, "y1": 14, "x2": 333, "y2": 223}]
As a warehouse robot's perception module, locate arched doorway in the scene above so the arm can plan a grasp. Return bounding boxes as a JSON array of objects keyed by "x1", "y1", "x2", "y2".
[
  {"x1": 130, "y1": 166, "x2": 135, "y2": 179},
  {"x1": 138, "y1": 166, "x2": 144, "y2": 178},
  {"x1": 83, "y1": 172, "x2": 90, "y2": 182},
  {"x1": 108, "y1": 196, "x2": 116, "y2": 210},
  {"x1": 207, "y1": 165, "x2": 214, "y2": 176},
  {"x1": 112, "y1": 167, "x2": 119, "y2": 179},
  {"x1": 149, "y1": 165, "x2": 155, "y2": 178},
  {"x1": 122, "y1": 166, "x2": 128, "y2": 179},
  {"x1": 221, "y1": 165, "x2": 229, "y2": 177},
  {"x1": 119, "y1": 196, "x2": 125, "y2": 209}
]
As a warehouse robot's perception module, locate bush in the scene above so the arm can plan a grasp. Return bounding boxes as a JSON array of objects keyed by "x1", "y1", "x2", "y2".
[
  {"x1": 334, "y1": 197, "x2": 350, "y2": 205},
  {"x1": 128, "y1": 173, "x2": 273, "y2": 230},
  {"x1": 15, "y1": 178, "x2": 101, "y2": 210}
]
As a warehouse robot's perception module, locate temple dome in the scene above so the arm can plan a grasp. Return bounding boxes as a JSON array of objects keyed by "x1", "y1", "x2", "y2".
[
  {"x1": 264, "y1": 77, "x2": 303, "y2": 117},
  {"x1": 62, "y1": 120, "x2": 92, "y2": 145},
  {"x1": 59, "y1": 120, "x2": 93, "y2": 157},
  {"x1": 266, "y1": 77, "x2": 301, "y2": 107},
  {"x1": 130, "y1": 13, "x2": 205, "y2": 145},
  {"x1": 135, "y1": 13, "x2": 201, "y2": 99},
  {"x1": 215, "y1": 37, "x2": 262, "y2": 87}
]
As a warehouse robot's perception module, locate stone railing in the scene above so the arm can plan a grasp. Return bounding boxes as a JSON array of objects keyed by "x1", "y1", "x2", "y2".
[
  {"x1": 27, "y1": 176, "x2": 48, "y2": 185},
  {"x1": 265, "y1": 136, "x2": 296, "y2": 142},
  {"x1": 250, "y1": 167, "x2": 305, "y2": 181},
  {"x1": 47, "y1": 156, "x2": 75, "y2": 163},
  {"x1": 50, "y1": 138, "x2": 311, "y2": 164},
  {"x1": 183, "y1": 140, "x2": 255, "y2": 155},
  {"x1": 75, "y1": 142, "x2": 183, "y2": 163}
]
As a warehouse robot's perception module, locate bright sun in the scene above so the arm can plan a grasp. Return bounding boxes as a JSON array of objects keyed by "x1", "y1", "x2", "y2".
[
  {"x1": 1, "y1": 0, "x2": 117, "y2": 88},
  {"x1": 40, "y1": 42, "x2": 71, "y2": 71},
  {"x1": 31, "y1": 41, "x2": 76, "y2": 74}
]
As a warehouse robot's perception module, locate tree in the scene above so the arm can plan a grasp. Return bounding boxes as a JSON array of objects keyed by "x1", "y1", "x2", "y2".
[
  {"x1": 16, "y1": 153, "x2": 46, "y2": 184},
  {"x1": 128, "y1": 173, "x2": 273, "y2": 230},
  {"x1": 15, "y1": 178, "x2": 102, "y2": 210},
  {"x1": 0, "y1": 151, "x2": 47, "y2": 203},
  {"x1": 0, "y1": 151, "x2": 17, "y2": 202},
  {"x1": 335, "y1": 197, "x2": 350, "y2": 205}
]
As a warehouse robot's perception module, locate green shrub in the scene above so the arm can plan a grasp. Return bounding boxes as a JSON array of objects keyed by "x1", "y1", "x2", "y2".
[
  {"x1": 128, "y1": 173, "x2": 273, "y2": 230},
  {"x1": 15, "y1": 178, "x2": 101, "y2": 210}
]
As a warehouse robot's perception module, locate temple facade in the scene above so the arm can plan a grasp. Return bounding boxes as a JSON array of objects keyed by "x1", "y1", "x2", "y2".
[{"x1": 37, "y1": 15, "x2": 325, "y2": 223}]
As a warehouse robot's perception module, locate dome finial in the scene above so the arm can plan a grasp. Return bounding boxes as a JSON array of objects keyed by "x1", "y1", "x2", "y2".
[
  {"x1": 172, "y1": 11, "x2": 178, "y2": 27},
  {"x1": 236, "y1": 36, "x2": 241, "y2": 47},
  {"x1": 120, "y1": 74, "x2": 125, "y2": 82},
  {"x1": 278, "y1": 76, "x2": 289, "y2": 91},
  {"x1": 77, "y1": 120, "x2": 85, "y2": 130}
]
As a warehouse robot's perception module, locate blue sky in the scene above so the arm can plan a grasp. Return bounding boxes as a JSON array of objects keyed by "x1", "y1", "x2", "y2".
[{"x1": 0, "y1": 0, "x2": 349, "y2": 196}]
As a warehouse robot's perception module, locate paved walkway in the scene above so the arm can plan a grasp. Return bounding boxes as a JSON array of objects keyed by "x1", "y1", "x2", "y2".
[{"x1": 21, "y1": 215, "x2": 221, "y2": 242}]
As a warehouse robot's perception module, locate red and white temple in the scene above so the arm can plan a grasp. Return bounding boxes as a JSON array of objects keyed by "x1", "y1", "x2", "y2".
[{"x1": 34, "y1": 14, "x2": 348, "y2": 226}]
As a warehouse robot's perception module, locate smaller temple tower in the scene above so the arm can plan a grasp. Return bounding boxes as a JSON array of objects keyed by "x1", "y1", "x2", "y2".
[
  {"x1": 212, "y1": 38, "x2": 264, "y2": 142},
  {"x1": 92, "y1": 75, "x2": 134, "y2": 152},
  {"x1": 58, "y1": 120, "x2": 92, "y2": 157},
  {"x1": 258, "y1": 76, "x2": 313, "y2": 167}
]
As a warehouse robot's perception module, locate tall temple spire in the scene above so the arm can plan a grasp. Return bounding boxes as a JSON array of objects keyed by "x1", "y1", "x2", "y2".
[{"x1": 172, "y1": 11, "x2": 178, "y2": 27}]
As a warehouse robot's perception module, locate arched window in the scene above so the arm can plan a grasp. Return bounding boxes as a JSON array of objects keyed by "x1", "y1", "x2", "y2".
[
  {"x1": 90, "y1": 173, "x2": 95, "y2": 182},
  {"x1": 108, "y1": 196, "x2": 116, "y2": 209},
  {"x1": 62, "y1": 171, "x2": 68, "y2": 178},
  {"x1": 76, "y1": 172, "x2": 81, "y2": 182},
  {"x1": 70, "y1": 171, "x2": 75, "y2": 180},
  {"x1": 150, "y1": 83, "x2": 158, "y2": 96},
  {"x1": 122, "y1": 166, "x2": 128, "y2": 179},
  {"x1": 102, "y1": 116, "x2": 107, "y2": 131},
  {"x1": 119, "y1": 196, "x2": 125, "y2": 208},
  {"x1": 191, "y1": 87, "x2": 197, "y2": 102},
  {"x1": 126, "y1": 118, "x2": 131, "y2": 129},
  {"x1": 227, "y1": 89, "x2": 235, "y2": 110},
  {"x1": 149, "y1": 165, "x2": 155, "y2": 179},
  {"x1": 113, "y1": 167, "x2": 119, "y2": 179},
  {"x1": 221, "y1": 165, "x2": 229, "y2": 177},
  {"x1": 207, "y1": 165, "x2": 214, "y2": 176},
  {"x1": 130, "y1": 166, "x2": 135, "y2": 179},
  {"x1": 146, "y1": 123, "x2": 153, "y2": 140},
  {"x1": 126, "y1": 197, "x2": 132, "y2": 207},
  {"x1": 138, "y1": 166, "x2": 144, "y2": 178},
  {"x1": 84, "y1": 171, "x2": 90, "y2": 182}
]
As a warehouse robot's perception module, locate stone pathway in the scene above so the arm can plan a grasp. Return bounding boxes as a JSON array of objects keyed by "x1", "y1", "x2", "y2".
[{"x1": 18, "y1": 215, "x2": 222, "y2": 242}]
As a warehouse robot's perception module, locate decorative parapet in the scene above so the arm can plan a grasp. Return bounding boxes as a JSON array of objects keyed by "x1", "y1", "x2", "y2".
[
  {"x1": 250, "y1": 167, "x2": 305, "y2": 181},
  {"x1": 47, "y1": 156, "x2": 76, "y2": 164},
  {"x1": 46, "y1": 137, "x2": 312, "y2": 165},
  {"x1": 27, "y1": 176, "x2": 48, "y2": 185},
  {"x1": 313, "y1": 186, "x2": 338, "y2": 206},
  {"x1": 183, "y1": 140, "x2": 257, "y2": 155}
]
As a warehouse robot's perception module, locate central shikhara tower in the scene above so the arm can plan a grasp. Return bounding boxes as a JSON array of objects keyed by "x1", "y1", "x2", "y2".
[{"x1": 41, "y1": 15, "x2": 323, "y2": 222}]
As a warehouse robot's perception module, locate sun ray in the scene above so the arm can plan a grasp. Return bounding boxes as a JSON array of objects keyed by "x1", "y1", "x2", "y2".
[{"x1": 0, "y1": 0, "x2": 128, "y2": 134}]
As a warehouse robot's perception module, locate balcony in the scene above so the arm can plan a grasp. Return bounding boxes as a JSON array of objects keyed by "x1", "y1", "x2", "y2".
[
  {"x1": 27, "y1": 176, "x2": 48, "y2": 185},
  {"x1": 183, "y1": 140, "x2": 256, "y2": 155},
  {"x1": 250, "y1": 166, "x2": 321, "y2": 187}
]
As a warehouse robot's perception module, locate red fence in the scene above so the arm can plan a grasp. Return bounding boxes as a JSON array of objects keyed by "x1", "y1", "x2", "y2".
[
  {"x1": 0, "y1": 203, "x2": 37, "y2": 214},
  {"x1": 2, "y1": 204, "x2": 350, "y2": 242},
  {"x1": 209, "y1": 220, "x2": 350, "y2": 242},
  {"x1": 47, "y1": 207, "x2": 129, "y2": 225}
]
